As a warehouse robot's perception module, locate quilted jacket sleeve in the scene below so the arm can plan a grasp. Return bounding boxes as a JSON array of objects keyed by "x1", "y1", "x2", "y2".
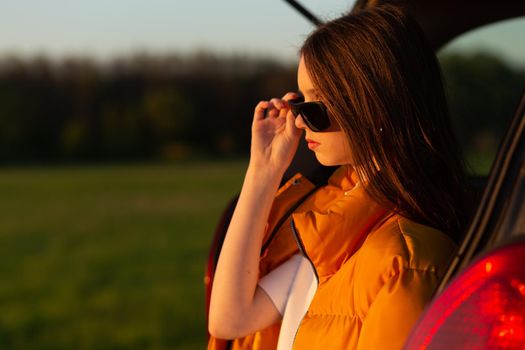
[{"x1": 356, "y1": 267, "x2": 440, "y2": 350}]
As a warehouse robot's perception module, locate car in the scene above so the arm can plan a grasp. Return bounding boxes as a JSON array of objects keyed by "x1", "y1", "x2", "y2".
[{"x1": 205, "y1": 1, "x2": 525, "y2": 349}]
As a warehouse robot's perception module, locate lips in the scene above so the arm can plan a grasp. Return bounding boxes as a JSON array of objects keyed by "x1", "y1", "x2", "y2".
[{"x1": 306, "y1": 138, "x2": 320, "y2": 150}]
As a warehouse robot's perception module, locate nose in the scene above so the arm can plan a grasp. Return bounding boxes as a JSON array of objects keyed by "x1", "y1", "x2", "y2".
[{"x1": 294, "y1": 114, "x2": 308, "y2": 130}]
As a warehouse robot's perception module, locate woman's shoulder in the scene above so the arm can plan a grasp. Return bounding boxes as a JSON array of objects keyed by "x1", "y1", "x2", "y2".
[
  {"x1": 335, "y1": 214, "x2": 456, "y2": 321},
  {"x1": 356, "y1": 214, "x2": 456, "y2": 275}
]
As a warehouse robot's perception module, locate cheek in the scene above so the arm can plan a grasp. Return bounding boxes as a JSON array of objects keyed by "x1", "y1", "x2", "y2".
[
  {"x1": 333, "y1": 137, "x2": 353, "y2": 165},
  {"x1": 315, "y1": 132, "x2": 353, "y2": 166},
  {"x1": 341, "y1": 138, "x2": 353, "y2": 163}
]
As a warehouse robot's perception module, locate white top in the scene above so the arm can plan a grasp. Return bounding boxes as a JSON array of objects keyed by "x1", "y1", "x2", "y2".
[{"x1": 258, "y1": 253, "x2": 318, "y2": 350}]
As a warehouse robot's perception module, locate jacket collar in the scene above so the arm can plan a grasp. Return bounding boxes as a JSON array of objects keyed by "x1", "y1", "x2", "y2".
[
  {"x1": 292, "y1": 166, "x2": 389, "y2": 283},
  {"x1": 327, "y1": 164, "x2": 359, "y2": 191}
]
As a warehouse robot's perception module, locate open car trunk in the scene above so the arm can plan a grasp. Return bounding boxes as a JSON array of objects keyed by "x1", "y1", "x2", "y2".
[{"x1": 206, "y1": 1, "x2": 525, "y2": 348}]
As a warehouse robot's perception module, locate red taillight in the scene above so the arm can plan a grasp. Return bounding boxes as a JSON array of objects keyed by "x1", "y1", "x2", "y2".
[{"x1": 404, "y1": 241, "x2": 525, "y2": 350}]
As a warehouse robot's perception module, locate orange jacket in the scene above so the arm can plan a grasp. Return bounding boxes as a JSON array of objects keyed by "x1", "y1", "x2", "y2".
[{"x1": 208, "y1": 165, "x2": 455, "y2": 350}]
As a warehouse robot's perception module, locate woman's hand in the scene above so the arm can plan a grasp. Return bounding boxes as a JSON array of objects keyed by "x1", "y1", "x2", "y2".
[{"x1": 250, "y1": 92, "x2": 303, "y2": 175}]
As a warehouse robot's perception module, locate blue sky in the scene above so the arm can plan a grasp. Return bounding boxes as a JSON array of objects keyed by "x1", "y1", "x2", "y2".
[
  {"x1": 0, "y1": 0, "x2": 350, "y2": 62},
  {"x1": 0, "y1": 0, "x2": 524, "y2": 66}
]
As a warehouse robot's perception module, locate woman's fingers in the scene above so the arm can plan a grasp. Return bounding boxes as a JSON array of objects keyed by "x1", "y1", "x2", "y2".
[
  {"x1": 278, "y1": 92, "x2": 299, "y2": 119},
  {"x1": 279, "y1": 93, "x2": 299, "y2": 124},
  {"x1": 268, "y1": 98, "x2": 286, "y2": 109},
  {"x1": 282, "y1": 92, "x2": 299, "y2": 102},
  {"x1": 265, "y1": 98, "x2": 285, "y2": 119},
  {"x1": 266, "y1": 102, "x2": 280, "y2": 119},
  {"x1": 254, "y1": 101, "x2": 270, "y2": 121},
  {"x1": 254, "y1": 92, "x2": 299, "y2": 121},
  {"x1": 254, "y1": 100, "x2": 283, "y2": 121}
]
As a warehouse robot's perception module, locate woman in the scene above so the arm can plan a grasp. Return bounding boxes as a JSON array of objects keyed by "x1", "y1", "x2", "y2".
[{"x1": 208, "y1": 4, "x2": 470, "y2": 350}]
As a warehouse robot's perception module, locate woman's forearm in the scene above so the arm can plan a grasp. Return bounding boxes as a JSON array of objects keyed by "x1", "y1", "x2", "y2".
[
  {"x1": 209, "y1": 94, "x2": 301, "y2": 338},
  {"x1": 208, "y1": 164, "x2": 283, "y2": 337}
]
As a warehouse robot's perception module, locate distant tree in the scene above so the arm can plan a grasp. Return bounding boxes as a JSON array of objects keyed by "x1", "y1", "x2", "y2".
[
  {"x1": 439, "y1": 51, "x2": 524, "y2": 157},
  {"x1": 0, "y1": 51, "x2": 521, "y2": 164}
]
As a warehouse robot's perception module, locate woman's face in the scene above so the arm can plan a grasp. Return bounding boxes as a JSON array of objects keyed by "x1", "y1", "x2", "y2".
[{"x1": 296, "y1": 56, "x2": 353, "y2": 166}]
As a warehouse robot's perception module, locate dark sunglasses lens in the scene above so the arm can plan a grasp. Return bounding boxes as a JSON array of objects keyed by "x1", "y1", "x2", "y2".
[{"x1": 301, "y1": 103, "x2": 330, "y2": 131}]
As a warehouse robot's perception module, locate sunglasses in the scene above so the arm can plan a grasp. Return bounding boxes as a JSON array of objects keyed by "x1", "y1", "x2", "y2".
[{"x1": 288, "y1": 96, "x2": 331, "y2": 132}]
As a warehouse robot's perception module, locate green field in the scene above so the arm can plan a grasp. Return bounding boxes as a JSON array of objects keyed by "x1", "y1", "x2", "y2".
[{"x1": 0, "y1": 160, "x2": 247, "y2": 349}]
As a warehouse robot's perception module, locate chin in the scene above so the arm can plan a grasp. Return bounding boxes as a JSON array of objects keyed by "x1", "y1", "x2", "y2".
[
  {"x1": 315, "y1": 153, "x2": 353, "y2": 167},
  {"x1": 315, "y1": 154, "x2": 341, "y2": 167}
]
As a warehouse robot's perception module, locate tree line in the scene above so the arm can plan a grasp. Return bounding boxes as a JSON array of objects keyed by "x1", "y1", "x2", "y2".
[{"x1": 0, "y1": 51, "x2": 523, "y2": 163}]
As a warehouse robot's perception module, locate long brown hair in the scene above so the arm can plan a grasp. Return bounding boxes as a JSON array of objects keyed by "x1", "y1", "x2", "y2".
[{"x1": 301, "y1": 5, "x2": 471, "y2": 240}]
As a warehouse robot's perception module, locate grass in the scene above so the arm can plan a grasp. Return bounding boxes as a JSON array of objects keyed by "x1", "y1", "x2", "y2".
[{"x1": 0, "y1": 160, "x2": 248, "y2": 349}]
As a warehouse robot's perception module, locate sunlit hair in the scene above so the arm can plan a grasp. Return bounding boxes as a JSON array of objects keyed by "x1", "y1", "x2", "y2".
[{"x1": 301, "y1": 4, "x2": 471, "y2": 240}]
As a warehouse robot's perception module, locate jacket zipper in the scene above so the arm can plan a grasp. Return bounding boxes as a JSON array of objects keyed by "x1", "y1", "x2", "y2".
[{"x1": 290, "y1": 218, "x2": 319, "y2": 347}]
